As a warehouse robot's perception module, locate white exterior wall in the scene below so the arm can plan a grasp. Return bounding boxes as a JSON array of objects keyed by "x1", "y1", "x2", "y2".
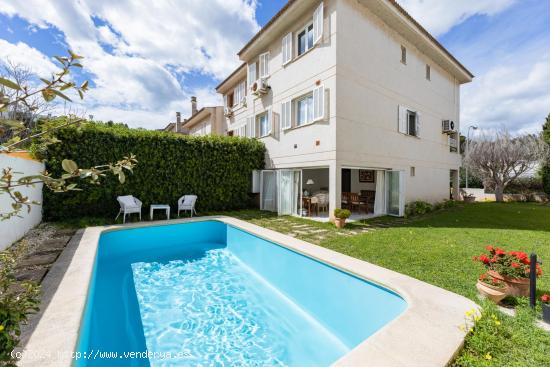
[
  {"x1": 0, "y1": 154, "x2": 44, "y2": 251},
  {"x1": 229, "y1": 0, "x2": 338, "y2": 171},
  {"x1": 335, "y1": 0, "x2": 461, "y2": 203}
]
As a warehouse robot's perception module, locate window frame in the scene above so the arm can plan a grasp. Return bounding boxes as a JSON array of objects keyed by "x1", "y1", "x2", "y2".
[
  {"x1": 406, "y1": 110, "x2": 417, "y2": 137},
  {"x1": 295, "y1": 92, "x2": 314, "y2": 127},
  {"x1": 257, "y1": 112, "x2": 270, "y2": 137},
  {"x1": 297, "y1": 22, "x2": 314, "y2": 57}
]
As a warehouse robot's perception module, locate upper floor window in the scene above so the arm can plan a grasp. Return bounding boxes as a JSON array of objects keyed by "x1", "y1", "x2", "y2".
[
  {"x1": 398, "y1": 105, "x2": 420, "y2": 137},
  {"x1": 298, "y1": 24, "x2": 314, "y2": 56},
  {"x1": 233, "y1": 80, "x2": 246, "y2": 106},
  {"x1": 257, "y1": 112, "x2": 271, "y2": 137},
  {"x1": 401, "y1": 45, "x2": 407, "y2": 64},
  {"x1": 426, "y1": 64, "x2": 431, "y2": 80},
  {"x1": 407, "y1": 110, "x2": 417, "y2": 136},
  {"x1": 296, "y1": 93, "x2": 314, "y2": 126}
]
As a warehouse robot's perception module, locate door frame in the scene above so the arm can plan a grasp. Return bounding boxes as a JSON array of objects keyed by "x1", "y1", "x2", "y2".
[
  {"x1": 277, "y1": 169, "x2": 303, "y2": 216},
  {"x1": 385, "y1": 169, "x2": 405, "y2": 217},
  {"x1": 259, "y1": 170, "x2": 277, "y2": 212}
]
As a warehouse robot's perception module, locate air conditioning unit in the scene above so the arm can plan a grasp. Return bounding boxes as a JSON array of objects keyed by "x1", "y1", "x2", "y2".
[
  {"x1": 251, "y1": 78, "x2": 269, "y2": 96},
  {"x1": 224, "y1": 107, "x2": 233, "y2": 118},
  {"x1": 442, "y1": 120, "x2": 457, "y2": 134}
]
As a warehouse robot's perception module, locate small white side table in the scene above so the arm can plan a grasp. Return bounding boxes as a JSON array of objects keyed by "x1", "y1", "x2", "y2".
[{"x1": 150, "y1": 204, "x2": 170, "y2": 220}]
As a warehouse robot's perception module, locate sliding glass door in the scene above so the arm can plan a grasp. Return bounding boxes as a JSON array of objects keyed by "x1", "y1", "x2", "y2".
[
  {"x1": 386, "y1": 170, "x2": 404, "y2": 216},
  {"x1": 260, "y1": 170, "x2": 277, "y2": 212},
  {"x1": 278, "y1": 169, "x2": 302, "y2": 216}
]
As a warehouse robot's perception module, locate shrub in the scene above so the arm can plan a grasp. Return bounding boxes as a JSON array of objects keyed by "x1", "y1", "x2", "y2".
[
  {"x1": 334, "y1": 208, "x2": 351, "y2": 219},
  {"x1": 405, "y1": 200, "x2": 433, "y2": 217},
  {"x1": 43, "y1": 124, "x2": 265, "y2": 220},
  {"x1": 0, "y1": 250, "x2": 40, "y2": 365}
]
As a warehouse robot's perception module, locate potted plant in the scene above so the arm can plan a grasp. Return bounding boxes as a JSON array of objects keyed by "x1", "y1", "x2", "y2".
[
  {"x1": 542, "y1": 294, "x2": 550, "y2": 324},
  {"x1": 475, "y1": 273, "x2": 507, "y2": 303},
  {"x1": 473, "y1": 246, "x2": 542, "y2": 297},
  {"x1": 333, "y1": 208, "x2": 351, "y2": 229}
]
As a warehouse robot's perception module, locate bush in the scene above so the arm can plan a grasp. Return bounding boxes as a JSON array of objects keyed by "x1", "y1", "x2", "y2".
[
  {"x1": 334, "y1": 208, "x2": 351, "y2": 219},
  {"x1": 0, "y1": 250, "x2": 40, "y2": 365},
  {"x1": 503, "y1": 176, "x2": 543, "y2": 194},
  {"x1": 43, "y1": 124, "x2": 265, "y2": 220},
  {"x1": 405, "y1": 200, "x2": 433, "y2": 217}
]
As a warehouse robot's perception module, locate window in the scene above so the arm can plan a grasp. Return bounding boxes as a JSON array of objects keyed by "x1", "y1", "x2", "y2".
[
  {"x1": 296, "y1": 93, "x2": 313, "y2": 126},
  {"x1": 312, "y1": 2, "x2": 324, "y2": 44},
  {"x1": 282, "y1": 33, "x2": 293, "y2": 65},
  {"x1": 426, "y1": 64, "x2": 431, "y2": 80},
  {"x1": 297, "y1": 24, "x2": 314, "y2": 56},
  {"x1": 257, "y1": 112, "x2": 270, "y2": 137},
  {"x1": 247, "y1": 62, "x2": 256, "y2": 86},
  {"x1": 410, "y1": 166, "x2": 415, "y2": 177},
  {"x1": 407, "y1": 110, "x2": 417, "y2": 136},
  {"x1": 259, "y1": 52, "x2": 269, "y2": 78},
  {"x1": 398, "y1": 105, "x2": 420, "y2": 137},
  {"x1": 233, "y1": 81, "x2": 246, "y2": 106},
  {"x1": 401, "y1": 45, "x2": 407, "y2": 64}
]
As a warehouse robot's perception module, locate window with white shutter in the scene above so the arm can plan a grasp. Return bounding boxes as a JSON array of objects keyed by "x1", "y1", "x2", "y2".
[
  {"x1": 313, "y1": 2, "x2": 324, "y2": 45},
  {"x1": 398, "y1": 105, "x2": 407, "y2": 134},
  {"x1": 312, "y1": 85, "x2": 325, "y2": 121},
  {"x1": 259, "y1": 52, "x2": 269, "y2": 78},
  {"x1": 398, "y1": 105, "x2": 420, "y2": 137},
  {"x1": 281, "y1": 100, "x2": 292, "y2": 130},
  {"x1": 415, "y1": 112, "x2": 421, "y2": 137},
  {"x1": 248, "y1": 63, "x2": 256, "y2": 86},
  {"x1": 246, "y1": 116, "x2": 255, "y2": 138},
  {"x1": 282, "y1": 33, "x2": 293, "y2": 65}
]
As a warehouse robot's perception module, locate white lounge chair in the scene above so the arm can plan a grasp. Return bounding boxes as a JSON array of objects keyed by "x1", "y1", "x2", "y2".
[
  {"x1": 116, "y1": 195, "x2": 142, "y2": 223},
  {"x1": 178, "y1": 195, "x2": 198, "y2": 217}
]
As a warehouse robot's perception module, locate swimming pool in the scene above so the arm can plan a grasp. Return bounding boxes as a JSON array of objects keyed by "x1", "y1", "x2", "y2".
[{"x1": 76, "y1": 220, "x2": 406, "y2": 366}]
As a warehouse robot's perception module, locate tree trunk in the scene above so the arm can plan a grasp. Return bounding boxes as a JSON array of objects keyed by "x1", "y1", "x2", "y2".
[{"x1": 495, "y1": 185, "x2": 504, "y2": 202}]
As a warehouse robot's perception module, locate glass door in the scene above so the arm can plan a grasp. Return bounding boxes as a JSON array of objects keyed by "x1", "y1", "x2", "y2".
[
  {"x1": 278, "y1": 169, "x2": 302, "y2": 216},
  {"x1": 260, "y1": 170, "x2": 277, "y2": 212},
  {"x1": 386, "y1": 170, "x2": 404, "y2": 216}
]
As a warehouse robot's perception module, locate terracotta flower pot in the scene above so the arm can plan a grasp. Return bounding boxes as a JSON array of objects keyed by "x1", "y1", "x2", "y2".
[
  {"x1": 488, "y1": 270, "x2": 530, "y2": 297},
  {"x1": 543, "y1": 304, "x2": 550, "y2": 324},
  {"x1": 334, "y1": 218, "x2": 346, "y2": 229},
  {"x1": 476, "y1": 280, "x2": 507, "y2": 304}
]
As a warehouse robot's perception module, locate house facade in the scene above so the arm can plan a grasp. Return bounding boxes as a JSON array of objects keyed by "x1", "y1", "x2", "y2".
[
  {"x1": 216, "y1": 0, "x2": 472, "y2": 218},
  {"x1": 163, "y1": 97, "x2": 226, "y2": 136}
]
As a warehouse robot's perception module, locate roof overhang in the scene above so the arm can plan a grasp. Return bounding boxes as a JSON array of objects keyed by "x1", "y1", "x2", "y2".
[
  {"x1": 237, "y1": 0, "x2": 317, "y2": 61},
  {"x1": 358, "y1": 0, "x2": 473, "y2": 83},
  {"x1": 235, "y1": 0, "x2": 473, "y2": 84},
  {"x1": 216, "y1": 63, "x2": 247, "y2": 93},
  {"x1": 183, "y1": 108, "x2": 210, "y2": 128}
]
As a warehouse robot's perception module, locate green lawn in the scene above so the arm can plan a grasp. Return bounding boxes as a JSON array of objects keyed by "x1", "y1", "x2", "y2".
[{"x1": 225, "y1": 203, "x2": 550, "y2": 366}]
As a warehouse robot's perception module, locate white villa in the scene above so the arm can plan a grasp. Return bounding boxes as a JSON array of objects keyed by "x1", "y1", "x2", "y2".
[{"x1": 215, "y1": 0, "x2": 473, "y2": 219}]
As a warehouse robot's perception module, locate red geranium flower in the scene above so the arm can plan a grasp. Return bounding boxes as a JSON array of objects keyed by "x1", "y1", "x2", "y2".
[
  {"x1": 486, "y1": 245, "x2": 494, "y2": 252},
  {"x1": 495, "y1": 248, "x2": 506, "y2": 256},
  {"x1": 478, "y1": 255, "x2": 490, "y2": 264},
  {"x1": 511, "y1": 262, "x2": 519, "y2": 268},
  {"x1": 541, "y1": 294, "x2": 550, "y2": 304}
]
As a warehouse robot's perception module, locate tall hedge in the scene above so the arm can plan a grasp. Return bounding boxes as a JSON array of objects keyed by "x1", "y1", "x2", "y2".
[{"x1": 43, "y1": 123, "x2": 265, "y2": 220}]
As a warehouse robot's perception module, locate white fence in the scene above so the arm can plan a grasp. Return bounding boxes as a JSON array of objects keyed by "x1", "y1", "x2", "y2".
[{"x1": 0, "y1": 153, "x2": 44, "y2": 251}]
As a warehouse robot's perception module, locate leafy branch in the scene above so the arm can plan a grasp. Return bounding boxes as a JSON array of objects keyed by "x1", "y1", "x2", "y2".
[{"x1": 0, "y1": 50, "x2": 137, "y2": 220}]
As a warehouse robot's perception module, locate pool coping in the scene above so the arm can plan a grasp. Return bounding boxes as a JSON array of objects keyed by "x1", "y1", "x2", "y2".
[{"x1": 19, "y1": 216, "x2": 478, "y2": 367}]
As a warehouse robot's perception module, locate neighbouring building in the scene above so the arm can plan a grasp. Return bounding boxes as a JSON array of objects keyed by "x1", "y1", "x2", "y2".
[
  {"x1": 216, "y1": 0, "x2": 473, "y2": 219},
  {"x1": 163, "y1": 97, "x2": 226, "y2": 136}
]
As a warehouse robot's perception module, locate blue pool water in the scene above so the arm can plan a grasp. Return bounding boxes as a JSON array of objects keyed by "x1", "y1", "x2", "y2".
[{"x1": 76, "y1": 221, "x2": 406, "y2": 366}]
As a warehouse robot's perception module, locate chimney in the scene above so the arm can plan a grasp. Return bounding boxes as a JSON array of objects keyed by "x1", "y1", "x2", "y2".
[
  {"x1": 175, "y1": 112, "x2": 181, "y2": 133},
  {"x1": 191, "y1": 96, "x2": 197, "y2": 115}
]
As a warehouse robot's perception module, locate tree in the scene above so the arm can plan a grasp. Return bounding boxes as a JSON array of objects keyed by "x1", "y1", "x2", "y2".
[
  {"x1": 464, "y1": 129, "x2": 548, "y2": 202},
  {"x1": 540, "y1": 113, "x2": 550, "y2": 194},
  {"x1": 0, "y1": 50, "x2": 137, "y2": 220}
]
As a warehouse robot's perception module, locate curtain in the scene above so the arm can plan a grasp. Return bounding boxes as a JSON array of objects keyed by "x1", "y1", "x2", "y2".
[
  {"x1": 374, "y1": 170, "x2": 385, "y2": 215},
  {"x1": 278, "y1": 170, "x2": 299, "y2": 215},
  {"x1": 262, "y1": 171, "x2": 277, "y2": 212}
]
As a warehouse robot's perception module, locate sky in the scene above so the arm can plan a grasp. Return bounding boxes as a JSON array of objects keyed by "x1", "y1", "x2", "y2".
[{"x1": 0, "y1": 0, "x2": 549, "y2": 134}]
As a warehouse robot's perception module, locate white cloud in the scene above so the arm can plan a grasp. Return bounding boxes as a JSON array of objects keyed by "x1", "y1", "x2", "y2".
[
  {"x1": 0, "y1": 39, "x2": 58, "y2": 76},
  {"x1": 462, "y1": 59, "x2": 550, "y2": 134},
  {"x1": 397, "y1": 0, "x2": 516, "y2": 36},
  {"x1": 0, "y1": 0, "x2": 258, "y2": 128}
]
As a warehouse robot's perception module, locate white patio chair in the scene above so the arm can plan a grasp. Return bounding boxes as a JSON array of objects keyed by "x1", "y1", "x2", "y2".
[
  {"x1": 115, "y1": 195, "x2": 142, "y2": 223},
  {"x1": 178, "y1": 195, "x2": 198, "y2": 217}
]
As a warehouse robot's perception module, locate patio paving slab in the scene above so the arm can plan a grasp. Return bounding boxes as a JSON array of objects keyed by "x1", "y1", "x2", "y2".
[
  {"x1": 15, "y1": 268, "x2": 48, "y2": 283},
  {"x1": 18, "y1": 253, "x2": 59, "y2": 267}
]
